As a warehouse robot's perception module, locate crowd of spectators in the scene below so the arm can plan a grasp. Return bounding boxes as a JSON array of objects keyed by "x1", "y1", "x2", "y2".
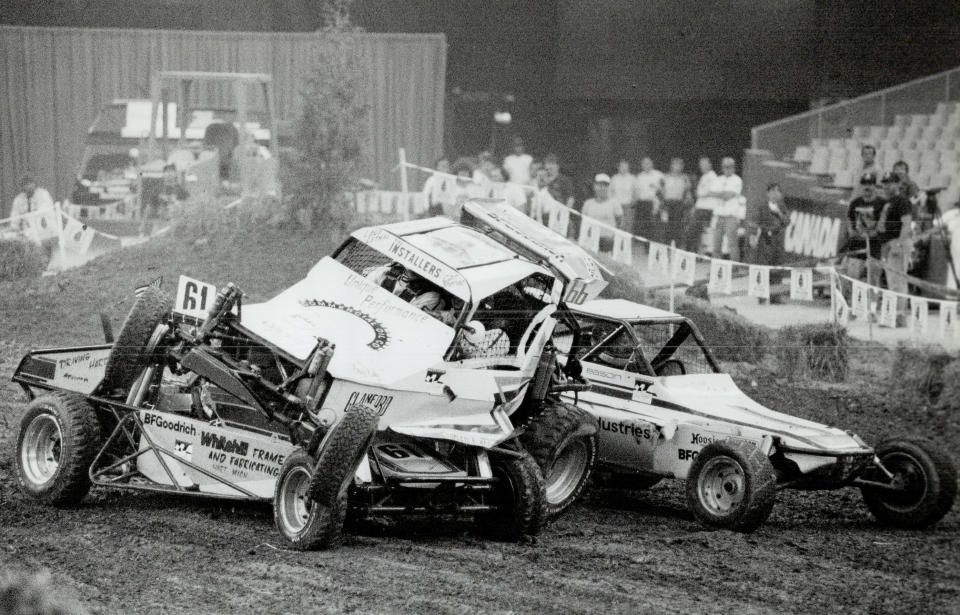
[
  {"x1": 423, "y1": 139, "x2": 754, "y2": 262},
  {"x1": 421, "y1": 135, "x2": 959, "y2": 299}
]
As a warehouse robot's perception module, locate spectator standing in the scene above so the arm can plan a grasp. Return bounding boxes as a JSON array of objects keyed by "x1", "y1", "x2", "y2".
[
  {"x1": 851, "y1": 145, "x2": 881, "y2": 199},
  {"x1": 529, "y1": 159, "x2": 545, "y2": 187},
  {"x1": 489, "y1": 168, "x2": 529, "y2": 213},
  {"x1": 748, "y1": 183, "x2": 791, "y2": 303},
  {"x1": 545, "y1": 154, "x2": 575, "y2": 208},
  {"x1": 879, "y1": 173, "x2": 914, "y2": 303},
  {"x1": 502, "y1": 137, "x2": 533, "y2": 185},
  {"x1": 634, "y1": 157, "x2": 664, "y2": 240},
  {"x1": 710, "y1": 157, "x2": 744, "y2": 261},
  {"x1": 609, "y1": 159, "x2": 636, "y2": 231},
  {"x1": 686, "y1": 157, "x2": 719, "y2": 253},
  {"x1": 845, "y1": 172, "x2": 886, "y2": 282},
  {"x1": 661, "y1": 157, "x2": 693, "y2": 246},
  {"x1": 422, "y1": 157, "x2": 451, "y2": 216},
  {"x1": 451, "y1": 158, "x2": 476, "y2": 214},
  {"x1": 581, "y1": 173, "x2": 623, "y2": 252},
  {"x1": 10, "y1": 175, "x2": 54, "y2": 221}
]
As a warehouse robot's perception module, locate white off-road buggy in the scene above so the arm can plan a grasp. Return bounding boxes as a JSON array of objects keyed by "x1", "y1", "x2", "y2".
[
  {"x1": 557, "y1": 298, "x2": 957, "y2": 532},
  {"x1": 12, "y1": 201, "x2": 604, "y2": 549}
]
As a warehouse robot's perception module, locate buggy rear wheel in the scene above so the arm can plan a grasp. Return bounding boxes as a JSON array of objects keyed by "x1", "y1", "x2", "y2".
[
  {"x1": 100, "y1": 287, "x2": 172, "y2": 394},
  {"x1": 860, "y1": 438, "x2": 957, "y2": 528},
  {"x1": 519, "y1": 401, "x2": 597, "y2": 518},
  {"x1": 686, "y1": 440, "x2": 777, "y2": 533},
  {"x1": 273, "y1": 405, "x2": 379, "y2": 550},
  {"x1": 15, "y1": 393, "x2": 102, "y2": 506}
]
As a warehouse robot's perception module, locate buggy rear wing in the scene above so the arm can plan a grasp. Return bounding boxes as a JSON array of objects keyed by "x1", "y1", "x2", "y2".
[{"x1": 460, "y1": 199, "x2": 608, "y2": 305}]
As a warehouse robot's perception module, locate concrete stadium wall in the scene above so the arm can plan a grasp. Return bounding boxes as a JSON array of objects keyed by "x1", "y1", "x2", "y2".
[{"x1": 0, "y1": 25, "x2": 446, "y2": 209}]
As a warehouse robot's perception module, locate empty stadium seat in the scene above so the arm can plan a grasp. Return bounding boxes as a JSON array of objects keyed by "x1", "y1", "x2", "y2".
[
  {"x1": 826, "y1": 138, "x2": 844, "y2": 149},
  {"x1": 902, "y1": 150, "x2": 921, "y2": 169},
  {"x1": 811, "y1": 137, "x2": 827, "y2": 147},
  {"x1": 940, "y1": 150, "x2": 960, "y2": 168},
  {"x1": 915, "y1": 138, "x2": 936, "y2": 151},
  {"x1": 946, "y1": 114, "x2": 960, "y2": 128},
  {"x1": 809, "y1": 149, "x2": 830, "y2": 174},
  {"x1": 936, "y1": 101, "x2": 960, "y2": 116},
  {"x1": 868, "y1": 125, "x2": 887, "y2": 140},
  {"x1": 894, "y1": 114, "x2": 911, "y2": 127},
  {"x1": 852, "y1": 126, "x2": 870, "y2": 140},
  {"x1": 909, "y1": 114, "x2": 929, "y2": 127},
  {"x1": 922, "y1": 125, "x2": 942, "y2": 140},
  {"x1": 903, "y1": 125, "x2": 923, "y2": 141},
  {"x1": 793, "y1": 145, "x2": 813, "y2": 163},
  {"x1": 885, "y1": 126, "x2": 904, "y2": 140}
]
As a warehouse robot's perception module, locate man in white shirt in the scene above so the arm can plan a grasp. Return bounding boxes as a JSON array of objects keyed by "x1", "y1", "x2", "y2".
[
  {"x1": 10, "y1": 175, "x2": 54, "y2": 220},
  {"x1": 851, "y1": 144, "x2": 881, "y2": 199},
  {"x1": 634, "y1": 157, "x2": 664, "y2": 240},
  {"x1": 609, "y1": 159, "x2": 636, "y2": 233},
  {"x1": 422, "y1": 157, "x2": 452, "y2": 216},
  {"x1": 502, "y1": 137, "x2": 533, "y2": 185},
  {"x1": 710, "y1": 157, "x2": 743, "y2": 261},
  {"x1": 490, "y1": 168, "x2": 529, "y2": 214},
  {"x1": 581, "y1": 173, "x2": 623, "y2": 252},
  {"x1": 685, "y1": 157, "x2": 719, "y2": 253}
]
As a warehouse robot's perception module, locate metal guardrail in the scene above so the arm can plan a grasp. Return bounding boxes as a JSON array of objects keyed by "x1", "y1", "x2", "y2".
[{"x1": 752, "y1": 67, "x2": 960, "y2": 159}]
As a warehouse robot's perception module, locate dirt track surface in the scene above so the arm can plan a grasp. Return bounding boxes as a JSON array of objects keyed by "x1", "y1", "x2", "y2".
[
  {"x1": 2, "y1": 367, "x2": 958, "y2": 615},
  {"x1": 1, "y1": 225, "x2": 958, "y2": 614}
]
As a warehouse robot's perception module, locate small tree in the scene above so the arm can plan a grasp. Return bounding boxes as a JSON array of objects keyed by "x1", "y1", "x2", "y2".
[{"x1": 281, "y1": 0, "x2": 368, "y2": 229}]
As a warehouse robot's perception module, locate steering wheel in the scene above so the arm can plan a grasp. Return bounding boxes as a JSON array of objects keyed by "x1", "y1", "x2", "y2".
[{"x1": 654, "y1": 359, "x2": 686, "y2": 377}]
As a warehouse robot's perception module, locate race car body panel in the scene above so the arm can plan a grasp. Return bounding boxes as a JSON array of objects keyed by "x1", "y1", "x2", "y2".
[
  {"x1": 566, "y1": 299, "x2": 872, "y2": 482},
  {"x1": 13, "y1": 345, "x2": 112, "y2": 395}
]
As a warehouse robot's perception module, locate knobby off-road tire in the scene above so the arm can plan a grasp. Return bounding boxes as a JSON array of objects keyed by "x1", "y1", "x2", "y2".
[
  {"x1": 519, "y1": 400, "x2": 598, "y2": 518},
  {"x1": 100, "y1": 287, "x2": 172, "y2": 393},
  {"x1": 476, "y1": 450, "x2": 547, "y2": 541},
  {"x1": 15, "y1": 392, "x2": 102, "y2": 506},
  {"x1": 860, "y1": 438, "x2": 957, "y2": 529},
  {"x1": 685, "y1": 440, "x2": 777, "y2": 533},
  {"x1": 273, "y1": 405, "x2": 379, "y2": 550}
]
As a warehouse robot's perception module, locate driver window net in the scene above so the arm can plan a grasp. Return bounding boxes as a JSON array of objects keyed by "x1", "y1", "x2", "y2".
[
  {"x1": 634, "y1": 324, "x2": 714, "y2": 375},
  {"x1": 335, "y1": 240, "x2": 392, "y2": 278}
]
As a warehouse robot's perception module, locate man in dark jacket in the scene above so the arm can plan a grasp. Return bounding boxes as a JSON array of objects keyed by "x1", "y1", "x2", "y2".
[{"x1": 748, "y1": 183, "x2": 791, "y2": 302}]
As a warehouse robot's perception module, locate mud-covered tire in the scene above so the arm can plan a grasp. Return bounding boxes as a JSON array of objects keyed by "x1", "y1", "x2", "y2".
[
  {"x1": 686, "y1": 440, "x2": 777, "y2": 533},
  {"x1": 860, "y1": 438, "x2": 957, "y2": 529},
  {"x1": 100, "y1": 287, "x2": 172, "y2": 393},
  {"x1": 519, "y1": 401, "x2": 597, "y2": 518},
  {"x1": 15, "y1": 393, "x2": 102, "y2": 506},
  {"x1": 273, "y1": 405, "x2": 379, "y2": 550},
  {"x1": 476, "y1": 450, "x2": 547, "y2": 541}
]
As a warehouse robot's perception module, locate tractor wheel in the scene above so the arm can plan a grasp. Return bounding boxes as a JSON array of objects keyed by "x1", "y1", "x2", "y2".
[
  {"x1": 273, "y1": 405, "x2": 378, "y2": 550},
  {"x1": 519, "y1": 400, "x2": 597, "y2": 518},
  {"x1": 15, "y1": 392, "x2": 102, "y2": 506},
  {"x1": 476, "y1": 450, "x2": 546, "y2": 541},
  {"x1": 860, "y1": 438, "x2": 957, "y2": 529},
  {"x1": 686, "y1": 440, "x2": 777, "y2": 533},
  {"x1": 100, "y1": 287, "x2": 172, "y2": 393}
]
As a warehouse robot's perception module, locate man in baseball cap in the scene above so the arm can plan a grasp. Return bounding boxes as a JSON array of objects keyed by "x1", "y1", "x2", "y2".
[{"x1": 581, "y1": 173, "x2": 622, "y2": 252}]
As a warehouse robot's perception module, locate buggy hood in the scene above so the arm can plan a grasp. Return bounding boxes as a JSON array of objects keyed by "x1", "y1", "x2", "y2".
[{"x1": 239, "y1": 257, "x2": 454, "y2": 387}]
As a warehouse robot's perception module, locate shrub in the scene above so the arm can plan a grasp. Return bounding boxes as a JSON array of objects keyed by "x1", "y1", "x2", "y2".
[
  {"x1": 888, "y1": 343, "x2": 957, "y2": 406},
  {"x1": 936, "y1": 359, "x2": 960, "y2": 414},
  {"x1": 775, "y1": 323, "x2": 850, "y2": 382},
  {"x1": 0, "y1": 238, "x2": 47, "y2": 281}
]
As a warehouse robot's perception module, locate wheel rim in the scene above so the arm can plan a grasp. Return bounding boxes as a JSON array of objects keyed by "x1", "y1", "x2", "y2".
[
  {"x1": 697, "y1": 455, "x2": 746, "y2": 517},
  {"x1": 878, "y1": 451, "x2": 929, "y2": 511},
  {"x1": 545, "y1": 439, "x2": 589, "y2": 505},
  {"x1": 278, "y1": 465, "x2": 313, "y2": 535},
  {"x1": 20, "y1": 413, "x2": 63, "y2": 487}
]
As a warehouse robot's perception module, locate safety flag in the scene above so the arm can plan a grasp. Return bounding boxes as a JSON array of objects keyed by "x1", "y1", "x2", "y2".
[
  {"x1": 940, "y1": 301, "x2": 957, "y2": 338},
  {"x1": 671, "y1": 249, "x2": 697, "y2": 286},
  {"x1": 548, "y1": 205, "x2": 570, "y2": 237},
  {"x1": 612, "y1": 230, "x2": 632, "y2": 265},
  {"x1": 647, "y1": 242, "x2": 670, "y2": 276},
  {"x1": 909, "y1": 297, "x2": 929, "y2": 335},
  {"x1": 832, "y1": 282, "x2": 850, "y2": 326},
  {"x1": 747, "y1": 265, "x2": 770, "y2": 299},
  {"x1": 578, "y1": 218, "x2": 600, "y2": 253},
  {"x1": 879, "y1": 291, "x2": 898, "y2": 328},
  {"x1": 60, "y1": 215, "x2": 95, "y2": 258},
  {"x1": 790, "y1": 268, "x2": 813, "y2": 301},
  {"x1": 851, "y1": 281, "x2": 871, "y2": 319},
  {"x1": 708, "y1": 259, "x2": 733, "y2": 295}
]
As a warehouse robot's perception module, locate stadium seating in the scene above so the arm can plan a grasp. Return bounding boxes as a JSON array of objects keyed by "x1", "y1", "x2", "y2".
[{"x1": 789, "y1": 101, "x2": 960, "y2": 193}]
